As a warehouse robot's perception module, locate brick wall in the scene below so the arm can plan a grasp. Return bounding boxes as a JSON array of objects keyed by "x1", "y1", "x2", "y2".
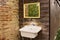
[{"x1": 0, "y1": 0, "x2": 19, "y2": 40}]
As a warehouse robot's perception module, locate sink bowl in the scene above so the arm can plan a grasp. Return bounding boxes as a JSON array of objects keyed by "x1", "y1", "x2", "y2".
[{"x1": 19, "y1": 25, "x2": 42, "y2": 38}]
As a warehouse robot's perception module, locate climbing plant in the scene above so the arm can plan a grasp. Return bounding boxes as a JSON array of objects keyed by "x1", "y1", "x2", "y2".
[
  {"x1": 28, "y1": 4, "x2": 39, "y2": 17},
  {"x1": 55, "y1": 28, "x2": 60, "y2": 40}
]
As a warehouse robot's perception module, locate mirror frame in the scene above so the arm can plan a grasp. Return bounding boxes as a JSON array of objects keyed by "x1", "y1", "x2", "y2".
[{"x1": 23, "y1": 2, "x2": 40, "y2": 18}]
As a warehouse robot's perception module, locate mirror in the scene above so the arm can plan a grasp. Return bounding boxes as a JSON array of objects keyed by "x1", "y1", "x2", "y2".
[{"x1": 23, "y1": 2, "x2": 40, "y2": 18}]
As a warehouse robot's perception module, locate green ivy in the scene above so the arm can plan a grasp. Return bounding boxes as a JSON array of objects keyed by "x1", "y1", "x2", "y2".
[
  {"x1": 55, "y1": 29, "x2": 60, "y2": 40},
  {"x1": 28, "y1": 4, "x2": 39, "y2": 17}
]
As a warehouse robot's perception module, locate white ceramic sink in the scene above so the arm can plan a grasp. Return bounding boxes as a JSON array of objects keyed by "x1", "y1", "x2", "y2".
[{"x1": 19, "y1": 25, "x2": 42, "y2": 38}]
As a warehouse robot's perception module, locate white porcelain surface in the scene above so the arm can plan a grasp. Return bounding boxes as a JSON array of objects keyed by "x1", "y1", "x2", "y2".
[{"x1": 19, "y1": 25, "x2": 42, "y2": 38}]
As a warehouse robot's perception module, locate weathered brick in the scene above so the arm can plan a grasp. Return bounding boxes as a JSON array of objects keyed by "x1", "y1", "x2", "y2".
[{"x1": 0, "y1": 0, "x2": 19, "y2": 40}]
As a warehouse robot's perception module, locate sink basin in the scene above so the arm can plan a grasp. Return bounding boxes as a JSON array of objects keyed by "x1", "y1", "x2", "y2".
[{"x1": 19, "y1": 25, "x2": 42, "y2": 38}]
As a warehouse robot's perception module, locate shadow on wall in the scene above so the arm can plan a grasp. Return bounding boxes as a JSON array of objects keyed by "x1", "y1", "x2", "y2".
[{"x1": 50, "y1": 0, "x2": 60, "y2": 40}]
